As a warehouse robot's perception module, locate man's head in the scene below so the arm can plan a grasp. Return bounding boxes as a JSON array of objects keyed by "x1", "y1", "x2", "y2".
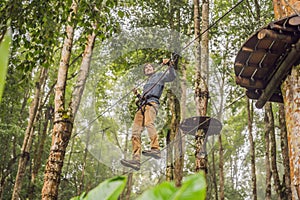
[{"x1": 143, "y1": 63, "x2": 155, "y2": 76}]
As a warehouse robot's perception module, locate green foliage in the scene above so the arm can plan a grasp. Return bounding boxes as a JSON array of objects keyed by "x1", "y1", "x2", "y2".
[
  {"x1": 137, "y1": 173, "x2": 206, "y2": 200},
  {"x1": 0, "y1": 31, "x2": 10, "y2": 102},
  {"x1": 72, "y1": 173, "x2": 206, "y2": 200},
  {"x1": 71, "y1": 176, "x2": 127, "y2": 200}
]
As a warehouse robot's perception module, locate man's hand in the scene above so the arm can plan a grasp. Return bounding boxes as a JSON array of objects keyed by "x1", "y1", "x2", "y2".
[{"x1": 132, "y1": 88, "x2": 138, "y2": 95}]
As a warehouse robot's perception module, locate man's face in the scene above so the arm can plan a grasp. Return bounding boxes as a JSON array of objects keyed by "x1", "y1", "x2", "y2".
[{"x1": 144, "y1": 64, "x2": 154, "y2": 75}]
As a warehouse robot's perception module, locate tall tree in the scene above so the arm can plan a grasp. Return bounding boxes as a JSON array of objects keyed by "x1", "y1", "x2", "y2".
[
  {"x1": 42, "y1": 0, "x2": 78, "y2": 197},
  {"x1": 193, "y1": 0, "x2": 210, "y2": 174},
  {"x1": 247, "y1": 98, "x2": 257, "y2": 200},
  {"x1": 12, "y1": 67, "x2": 48, "y2": 200},
  {"x1": 272, "y1": 1, "x2": 300, "y2": 198},
  {"x1": 279, "y1": 104, "x2": 292, "y2": 200},
  {"x1": 264, "y1": 104, "x2": 272, "y2": 200},
  {"x1": 266, "y1": 103, "x2": 283, "y2": 199},
  {"x1": 29, "y1": 104, "x2": 53, "y2": 199},
  {"x1": 42, "y1": 1, "x2": 98, "y2": 198}
]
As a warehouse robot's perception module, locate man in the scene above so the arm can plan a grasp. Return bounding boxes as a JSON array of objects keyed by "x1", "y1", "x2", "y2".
[{"x1": 120, "y1": 58, "x2": 177, "y2": 170}]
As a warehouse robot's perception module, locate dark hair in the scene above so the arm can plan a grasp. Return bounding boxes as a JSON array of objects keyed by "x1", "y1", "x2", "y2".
[{"x1": 143, "y1": 63, "x2": 154, "y2": 74}]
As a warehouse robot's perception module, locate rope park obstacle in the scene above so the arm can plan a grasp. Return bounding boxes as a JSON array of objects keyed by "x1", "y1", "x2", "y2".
[
  {"x1": 234, "y1": 1, "x2": 300, "y2": 197},
  {"x1": 73, "y1": 0, "x2": 244, "y2": 175},
  {"x1": 74, "y1": 0, "x2": 246, "y2": 175}
]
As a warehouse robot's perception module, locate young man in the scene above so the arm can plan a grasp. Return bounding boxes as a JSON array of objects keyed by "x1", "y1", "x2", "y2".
[{"x1": 120, "y1": 59, "x2": 177, "y2": 170}]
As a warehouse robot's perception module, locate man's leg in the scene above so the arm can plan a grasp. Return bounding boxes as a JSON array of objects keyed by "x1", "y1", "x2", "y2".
[
  {"x1": 143, "y1": 103, "x2": 161, "y2": 159},
  {"x1": 120, "y1": 110, "x2": 144, "y2": 170},
  {"x1": 131, "y1": 110, "x2": 144, "y2": 161}
]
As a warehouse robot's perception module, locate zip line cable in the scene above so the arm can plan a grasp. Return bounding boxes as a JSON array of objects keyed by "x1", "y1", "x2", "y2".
[
  {"x1": 72, "y1": 0, "x2": 245, "y2": 139},
  {"x1": 179, "y1": 0, "x2": 245, "y2": 54}
]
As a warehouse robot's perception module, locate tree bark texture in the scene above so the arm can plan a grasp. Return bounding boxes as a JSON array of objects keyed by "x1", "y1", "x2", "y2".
[
  {"x1": 247, "y1": 98, "x2": 257, "y2": 200},
  {"x1": 29, "y1": 105, "x2": 52, "y2": 199},
  {"x1": 180, "y1": 63, "x2": 187, "y2": 120},
  {"x1": 174, "y1": 130, "x2": 184, "y2": 187},
  {"x1": 273, "y1": 2, "x2": 300, "y2": 199},
  {"x1": 266, "y1": 103, "x2": 284, "y2": 199},
  {"x1": 264, "y1": 106, "x2": 272, "y2": 200},
  {"x1": 12, "y1": 67, "x2": 47, "y2": 200},
  {"x1": 281, "y1": 66, "x2": 300, "y2": 200},
  {"x1": 193, "y1": 0, "x2": 209, "y2": 175},
  {"x1": 279, "y1": 104, "x2": 292, "y2": 200},
  {"x1": 201, "y1": 0, "x2": 209, "y2": 84},
  {"x1": 170, "y1": 89, "x2": 182, "y2": 187},
  {"x1": 120, "y1": 129, "x2": 132, "y2": 200},
  {"x1": 166, "y1": 128, "x2": 174, "y2": 182},
  {"x1": 273, "y1": 0, "x2": 300, "y2": 20},
  {"x1": 42, "y1": 1, "x2": 77, "y2": 199},
  {"x1": 78, "y1": 129, "x2": 90, "y2": 195},
  {"x1": 70, "y1": 24, "x2": 96, "y2": 117}
]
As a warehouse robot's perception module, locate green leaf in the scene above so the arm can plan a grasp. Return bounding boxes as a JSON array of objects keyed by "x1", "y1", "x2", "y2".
[
  {"x1": 172, "y1": 172, "x2": 206, "y2": 200},
  {"x1": 137, "y1": 173, "x2": 206, "y2": 200},
  {"x1": 0, "y1": 31, "x2": 11, "y2": 102},
  {"x1": 117, "y1": 10, "x2": 124, "y2": 18},
  {"x1": 71, "y1": 176, "x2": 127, "y2": 200},
  {"x1": 136, "y1": 182, "x2": 177, "y2": 200}
]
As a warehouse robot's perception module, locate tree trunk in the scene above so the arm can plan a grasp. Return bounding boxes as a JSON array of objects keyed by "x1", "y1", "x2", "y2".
[
  {"x1": 120, "y1": 128, "x2": 132, "y2": 200},
  {"x1": 201, "y1": 0, "x2": 209, "y2": 84},
  {"x1": 78, "y1": 129, "x2": 90, "y2": 195},
  {"x1": 211, "y1": 141, "x2": 218, "y2": 200},
  {"x1": 193, "y1": 0, "x2": 209, "y2": 175},
  {"x1": 70, "y1": 23, "x2": 97, "y2": 117},
  {"x1": 180, "y1": 63, "x2": 187, "y2": 120},
  {"x1": 174, "y1": 130, "x2": 184, "y2": 187},
  {"x1": 281, "y1": 66, "x2": 300, "y2": 199},
  {"x1": 29, "y1": 105, "x2": 52, "y2": 199},
  {"x1": 264, "y1": 105, "x2": 272, "y2": 200},
  {"x1": 279, "y1": 104, "x2": 292, "y2": 200},
  {"x1": 42, "y1": 1, "x2": 77, "y2": 199},
  {"x1": 247, "y1": 98, "x2": 257, "y2": 200},
  {"x1": 166, "y1": 130, "x2": 174, "y2": 181},
  {"x1": 273, "y1": 1, "x2": 300, "y2": 199},
  {"x1": 125, "y1": 173, "x2": 133, "y2": 200},
  {"x1": 266, "y1": 103, "x2": 284, "y2": 199},
  {"x1": 12, "y1": 67, "x2": 47, "y2": 200}
]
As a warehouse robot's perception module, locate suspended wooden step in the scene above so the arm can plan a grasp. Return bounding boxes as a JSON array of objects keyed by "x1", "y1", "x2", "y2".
[
  {"x1": 234, "y1": 14, "x2": 300, "y2": 108},
  {"x1": 179, "y1": 116, "x2": 222, "y2": 136}
]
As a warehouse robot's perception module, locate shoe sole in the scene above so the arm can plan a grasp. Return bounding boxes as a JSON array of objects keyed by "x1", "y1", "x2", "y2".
[
  {"x1": 142, "y1": 152, "x2": 161, "y2": 159},
  {"x1": 120, "y1": 160, "x2": 140, "y2": 170}
]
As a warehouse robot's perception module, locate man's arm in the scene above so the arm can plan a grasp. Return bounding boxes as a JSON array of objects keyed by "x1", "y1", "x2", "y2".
[{"x1": 162, "y1": 59, "x2": 176, "y2": 82}]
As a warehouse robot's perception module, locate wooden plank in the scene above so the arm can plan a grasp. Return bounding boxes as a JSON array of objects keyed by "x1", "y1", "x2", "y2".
[
  {"x1": 235, "y1": 63, "x2": 269, "y2": 79},
  {"x1": 242, "y1": 46, "x2": 282, "y2": 54},
  {"x1": 270, "y1": 23, "x2": 298, "y2": 32},
  {"x1": 289, "y1": 16, "x2": 300, "y2": 26},
  {"x1": 258, "y1": 29, "x2": 298, "y2": 43},
  {"x1": 235, "y1": 76, "x2": 265, "y2": 89},
  {"x1": 255, "y1": 38, "x2": 300, "y2": 108},
  {"x1": 246, "y1": 90, "x2": 283, "y2": 103}
]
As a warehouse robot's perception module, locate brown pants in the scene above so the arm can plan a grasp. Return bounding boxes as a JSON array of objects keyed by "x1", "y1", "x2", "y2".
[{"x1": 132, "y1": 102, "x2": 159, "y2": 161}]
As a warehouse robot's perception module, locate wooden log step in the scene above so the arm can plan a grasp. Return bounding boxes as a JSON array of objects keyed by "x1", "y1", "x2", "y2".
[
  {"x1": 258, "y1": 29, "x2": 298, "y2": 43},
  {"x1": 235, "y1": 76, "x2": 265, "y2": 89}
]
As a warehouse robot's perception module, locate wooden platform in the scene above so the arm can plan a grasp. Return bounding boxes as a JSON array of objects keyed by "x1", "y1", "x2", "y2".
[
  {"x1": 179, "y1": 116, "x2": 222, "y2": 136},
  {"x1": 234, "y1": 15, "x2": 300, "y2": 108}
]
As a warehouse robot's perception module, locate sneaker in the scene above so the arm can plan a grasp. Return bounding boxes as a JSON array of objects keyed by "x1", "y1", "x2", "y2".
[
  {"x1": 120, "y1": 159, "x2": 140, "y2": 170},
  {"x1": 142, "y1": 149, "x2": 161, "y2": 159}
]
